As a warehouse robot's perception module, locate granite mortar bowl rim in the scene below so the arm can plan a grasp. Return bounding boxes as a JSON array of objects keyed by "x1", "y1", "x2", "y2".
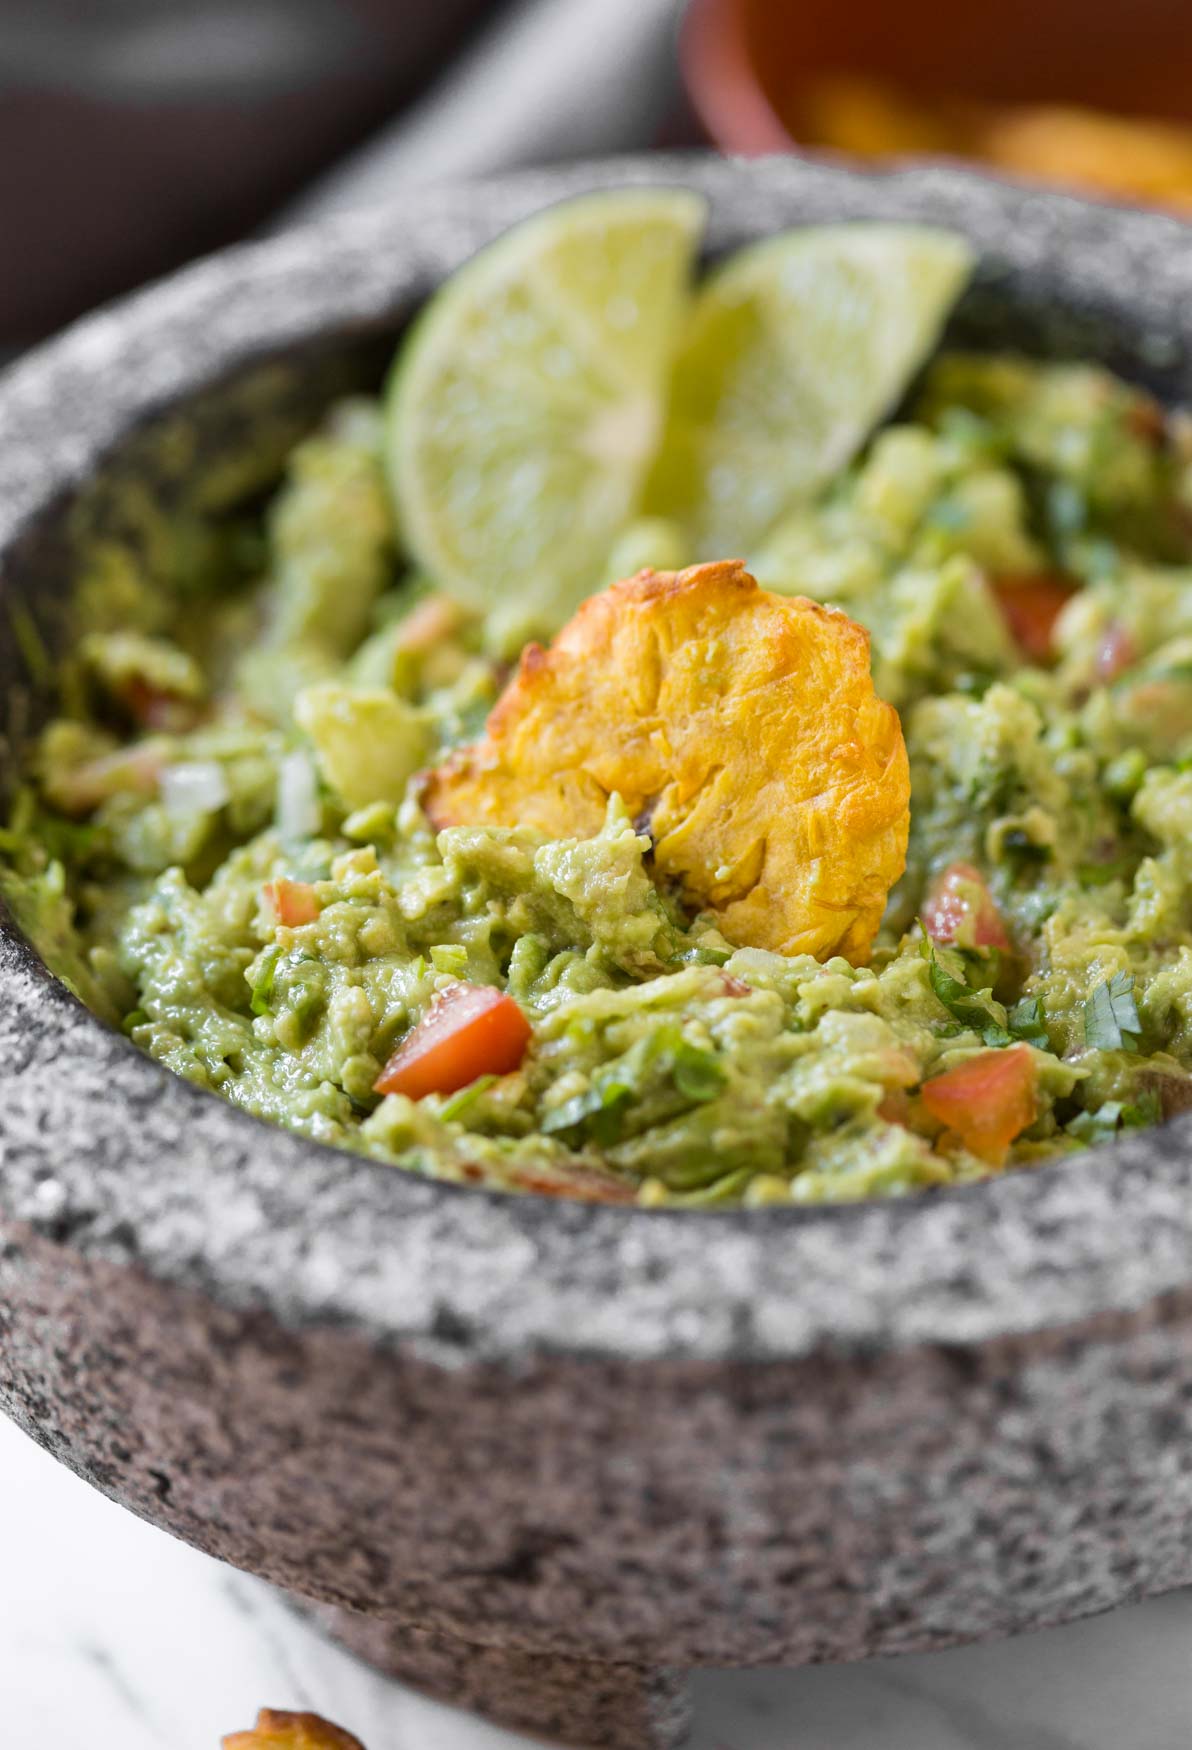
[{"x1": 3, "y1": 154, "x2": 1192, "y2": 1371}]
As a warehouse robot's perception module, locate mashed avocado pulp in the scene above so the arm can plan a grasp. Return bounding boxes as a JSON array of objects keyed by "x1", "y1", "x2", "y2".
[{"x1": 8, "y1": 357, "x2": 1192, "y2": 1205}]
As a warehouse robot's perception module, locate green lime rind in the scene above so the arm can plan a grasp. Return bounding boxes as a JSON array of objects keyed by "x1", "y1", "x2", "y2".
[
  {"x1": 644, "y1": 223, "x2": 976, "y2": 560},
  {"x1": 385, "y1": 189, "x2": 706, "y2": 629}
]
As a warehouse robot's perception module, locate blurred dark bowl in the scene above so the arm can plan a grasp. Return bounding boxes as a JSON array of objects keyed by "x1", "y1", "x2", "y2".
[
  {"x1": 0, "y1": 0, "x2": 502, "y2": 343},
  {"x1": 680, "y1": 0, "x2": 1192, "y2": 158}
]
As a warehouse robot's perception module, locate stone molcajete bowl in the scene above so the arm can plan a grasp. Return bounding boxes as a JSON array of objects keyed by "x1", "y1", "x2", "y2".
[{"x1": 4, "y1": 157, "x2": 1192, "y2": 1750}]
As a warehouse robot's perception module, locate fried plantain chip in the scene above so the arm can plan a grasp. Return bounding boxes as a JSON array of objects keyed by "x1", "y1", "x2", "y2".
[
  {"x1": 223, "y1": 1709, "x2": 364, "y2": 1750},
  {"x1": 424, "y1": 562, "x2": 909, "y2": 962}
]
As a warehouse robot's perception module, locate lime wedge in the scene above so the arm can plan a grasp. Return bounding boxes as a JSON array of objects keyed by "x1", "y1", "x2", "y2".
[
  {"x1": 385, "y1": 189, "x2": 705, "y2": 626},
  {"x1": 644, "y1": 224, "x2": 975, "y2": 559}
]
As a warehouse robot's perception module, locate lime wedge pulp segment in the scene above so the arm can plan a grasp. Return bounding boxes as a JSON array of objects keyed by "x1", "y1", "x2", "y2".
[
  {"x1": 644, "y1": 224, "x2": 976, "y2": 560},
  {"x1": 385, "y1": 189, "x2": 706, "y2": 628}
]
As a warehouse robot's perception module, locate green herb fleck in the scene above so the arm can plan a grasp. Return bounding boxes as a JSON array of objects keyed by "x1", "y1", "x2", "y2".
[
  {"x1": 675, "y1": 943, "x2": 731, "y2": 968},
  {"x1": 1083, "y1": 970, "x2": 1142, "y2": 1052},
  {"x1": 541, "y1": 1079, "x2": 632, "y2": 1145},
  {"x1": 921, "y1": 939, "x2": 1012, "y2": 1046},
  {"x1": 1068, "y1": 1088, "x2": 1161, "y2": 1144},
  {"x1": 1077, "y1": 855, "x2": 1135, "y2": 888},
  {"x1": 284, "y1": 960, "x2": 327, "y2": 1032},
  {"x1": 439, "y1": 1074, "x2": 498, "y2": 1123},
  {"x1": 1006, "y1": 994, "x2": 1049, "y2": 1048},
  {"x1": 540, "y1": 1031, "x2": 725, "y2": 1145},
  {"x1": 249, "y1": 944, "x2": 281, "y2": 1017},
  {"x1": 671, "y1": 1039, "x2": 728, "y2": 1102}
]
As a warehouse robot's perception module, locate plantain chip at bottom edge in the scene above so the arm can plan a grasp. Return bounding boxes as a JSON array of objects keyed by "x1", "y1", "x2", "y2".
[
  {"x1": 423, "y1": 561, "x2": 909, "y2": 963},
  {"x1": 223, "y1": 1709, "x2": 365, "y2": 1750}
]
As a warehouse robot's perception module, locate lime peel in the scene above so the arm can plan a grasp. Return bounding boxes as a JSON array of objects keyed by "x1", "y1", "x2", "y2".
[
  {"x1": 385, "y1": 189, "x2": 706, "y2": 629},
  {"x1": 644, "y1": 223, "x2": 976, "y2": 559}
]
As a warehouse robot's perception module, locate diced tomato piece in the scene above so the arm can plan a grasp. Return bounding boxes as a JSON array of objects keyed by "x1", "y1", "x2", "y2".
[
  {"x1": 121, "y1": 676, "x2": 201, "y2": 733},
  {"x1": 719, "y1": 973, "x2": 751, "y2": 997},
  {"x1": 375, "y1": 982, "x2": 532, "y2": 1100},
  {"x1": 508, "y1": 1160, "x2": 638, "y2": 1204},
  {"x1": 920, "y1": 1043, "x2": 1037, "y2": 1165},
  {"x1": 991, "y1": 572, "x2": 1077, "y2": 665},
  {"x1": 1095, "y1": 621, "x2": 1137, "y2": 683},
  {"x1": 922, "y1": 861, "x2": 1009, "y2": 952},
  {"x1": 263, "y1": 879, "x2": 320, "y2": 928}
]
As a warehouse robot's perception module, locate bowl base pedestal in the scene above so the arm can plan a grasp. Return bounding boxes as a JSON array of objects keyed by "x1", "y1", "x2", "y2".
[{"x1": 288, "y1": 1592, "x2": 692, "y2": 1748}]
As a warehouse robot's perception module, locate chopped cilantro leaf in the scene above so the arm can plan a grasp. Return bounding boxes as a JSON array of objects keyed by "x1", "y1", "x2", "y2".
[
  {"x1": 921, "y1": 939, "x2": 1012, "y2": 1046},
  {"x1": 1083, "y1": 971, "x2": 1141, "y2": 1051},
  {"x1": 1006, "y1": 994, "x2": 1049, "y2": 1048},
  {"x1": 672, "y1": 1038, "x2": 728, "y2": 1102},
  {"x1": 1068, "y1": 1088, "x2": 1161, "y2": 1144},
  {"x1": 541, "y1": 1079, "x2": 632, "y2": 1144},
  {"x1": 439, "y1": 1074, "x2": 498, "y2": 1123},
  {"x1": 540, "y1": 1031, "x2": 725, "y2": 1144}
]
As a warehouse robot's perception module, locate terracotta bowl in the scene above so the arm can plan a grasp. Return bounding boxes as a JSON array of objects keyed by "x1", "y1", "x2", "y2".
[
  {"x1": 3, "y1": 157, "x2": 1192, "y2": 1750},
  {"x1": 681, "y1": 0, "x2": 1192, "y2": 159}
]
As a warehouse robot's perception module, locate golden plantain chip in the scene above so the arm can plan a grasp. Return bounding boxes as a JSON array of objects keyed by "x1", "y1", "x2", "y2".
[
  {"x1": 424, "y1": 561, "x2": 909, "y2": 962},
  {"x1": 222, "y1": 1709, "x2": 364, "y2": 1750}
]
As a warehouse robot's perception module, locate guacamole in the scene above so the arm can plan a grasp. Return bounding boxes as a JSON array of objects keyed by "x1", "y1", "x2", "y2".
[{"x1": 8, "y1": 357, "x2": 1192, "y2": 1206}]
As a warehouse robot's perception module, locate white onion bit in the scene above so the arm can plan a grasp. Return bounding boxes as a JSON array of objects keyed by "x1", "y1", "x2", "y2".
[
  {"x1": 160, "y1": 759, "x2": 229, "y2": 818},
  {"x1": 276, "y1": 751, "x2": 320, "y2": 841}
]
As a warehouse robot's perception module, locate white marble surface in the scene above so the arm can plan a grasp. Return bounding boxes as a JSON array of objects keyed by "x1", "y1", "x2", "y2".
[{"x1": 1, "y1": 1414, "x2": 1189, "y2": 1749}]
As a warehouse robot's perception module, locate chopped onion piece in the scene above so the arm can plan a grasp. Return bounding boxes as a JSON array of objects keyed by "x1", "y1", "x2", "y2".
[
  {"x1": 276, "y1": 750, "x2": 320, "y2": 841},
  {"x1": 160, "y1": 759, "x2": 229, "y2": 817}
]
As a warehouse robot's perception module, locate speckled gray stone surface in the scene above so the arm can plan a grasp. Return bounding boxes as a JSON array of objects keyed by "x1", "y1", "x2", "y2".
[{"x1": 3, "y1": 158, "x2": 1192, "y2": 1743}]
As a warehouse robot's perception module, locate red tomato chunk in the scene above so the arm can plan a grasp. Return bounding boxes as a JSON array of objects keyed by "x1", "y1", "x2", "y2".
[
  {"x1": 922, "y1": 861, "x2": 1009, "y2": 952},
  {"x1": 375, "y1": 982, "x2": 532, "y2": 1100},
  {"x1": 263, "y1": 879, "x2": 321, "y2": 928},
  {"x1": 920, "y1": 1043, "x2": 1037, "y2": 1165},
  {"x1": 991, "y1": 572, "x2": 1076, "y2": 665}
]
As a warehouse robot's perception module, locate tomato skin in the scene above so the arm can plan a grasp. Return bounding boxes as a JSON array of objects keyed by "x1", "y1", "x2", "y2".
[
  {"x1": 1095, "y1": 621, "x2": 1137, "y2": 683},
  {"x1": 920, "y1": 1043, "x2": 1037, "y2": 1164},
  {"x1": 263, "y1": 879, "x2": 320, "y2": 928},
  {"x1": 122, "y1": 676, "x2": 201, "y2": 733},
  {"x1": 991, "y1": 572, "x2": 1077, "y2": 665},
  {"x1": 375, "y1": 982, "x2": 532, "y2": 1100},
  {"x1": 922, "y1": 861, "x2": 1009, "y2": 952}
]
